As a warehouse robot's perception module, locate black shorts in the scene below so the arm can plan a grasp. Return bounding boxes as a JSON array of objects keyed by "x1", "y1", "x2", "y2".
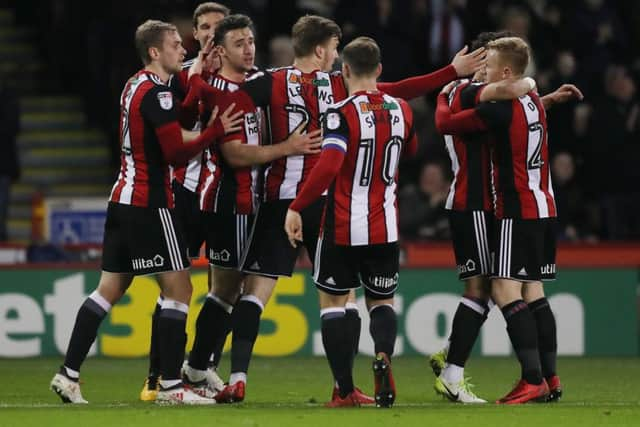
[
  {"x1": 493, "y1": 217, "x2": 557, "y2": 282},
  {"x1": 313, "y1": 234, "x2": 399, "y2": 299},
  {"x1": 172, "y1": 180, "x2": 206, "y2": 259},
  {"x1": 204, "y1": 212, "x2": 254, "y2": 270},
  {"x1": 240, "y1": 198, "x2": 325, "y2": 278},
  {"x1": 448, "y1": 210, "x2": 496, "y2": 280},
  {"x1": 101, "y1": 202, "x2": 190, "y2": 275}
]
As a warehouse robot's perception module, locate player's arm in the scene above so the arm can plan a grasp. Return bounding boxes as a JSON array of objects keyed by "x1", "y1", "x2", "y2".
[
  {"x1": 141, "y1": 87, "x2": 243, "y2": 165},
  {"x1": 217, "y1": 93, "x2": 321, "y2": 168},
  {"x1": 435, "y1": 89, "x2": 488, "y2": 135},
  {"x1": 478, "y1": 77, "x2": 537, "y2": 102},
  {"x1": 540, "y1": 84, "x2": 584, "y2": 109},
  {"x1": 376, "y1": 45, "x2": 486, "y2": 99}
]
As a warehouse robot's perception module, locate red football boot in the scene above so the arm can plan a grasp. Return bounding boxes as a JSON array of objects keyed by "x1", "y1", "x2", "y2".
[
  {"x1": 331, "y1": 386, "x2": 375, "y2": 405},
  {"x1": 372, "y1": 353, "x2": 396, "y2": 408},
  {"x1": 325, "y1": 391, "x2": 360, "y2": 408},
  {"x1": 214, "y1": 381, "x2": 245, "y2": 403},
  {"x1": 496, "y1": 379, "x2": 549, "y2": 404},
  {"x1": 545, "y1": 375, "x2": 563, "y2": 402}
]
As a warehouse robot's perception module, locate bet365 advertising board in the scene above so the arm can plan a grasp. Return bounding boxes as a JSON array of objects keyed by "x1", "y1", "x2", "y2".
[{"x1": 0, "y1": 268, "x2": 637, "y2": 357}]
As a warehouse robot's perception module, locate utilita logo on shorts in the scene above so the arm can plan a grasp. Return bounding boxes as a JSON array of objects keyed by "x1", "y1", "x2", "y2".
[
  {"x1": 457, "y1": 260, "x2": 477, "y2": 275},
  {"x1": 209, "y1": 249, "x2": 231, "y2": 262},
  {"x1": 131, "y1": 255, "x2": 164, "y2": 270},
  {"x1": 371, "y1": 274, "x2": 399, "y2": 289},
  {"x1": 540, "y1": 264, "x2": 556, "y2": 275}
]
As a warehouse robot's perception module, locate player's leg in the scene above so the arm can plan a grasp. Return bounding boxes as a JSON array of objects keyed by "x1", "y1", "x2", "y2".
[
  {"x1": 361, "y1": 243, "x2": 400, "y2": 408},
  {"x1": 214, "y1": 274, "x2": 277, "y2": 403},
  {"x1": 140, "y1": 294, "x2": 163, "y2": 401},
  {"x1": 435, "y1": 275, "x2": 490, "y2": 403},
  {"x1": 523, "y1": 281, "x2": 561, "y2": 401},
  {"x1": 50, "y1": 271, "x2": 133, "y2": 404}
]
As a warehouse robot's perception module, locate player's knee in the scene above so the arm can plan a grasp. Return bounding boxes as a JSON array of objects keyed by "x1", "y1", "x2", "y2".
[{"x1": 464, "y1": 276, "x2": 491, "y2": 300}]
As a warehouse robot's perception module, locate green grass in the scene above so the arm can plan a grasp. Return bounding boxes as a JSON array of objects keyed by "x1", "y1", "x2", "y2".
[{"x1": 1, "y1": 357, "x2": 639, "y2": 426}]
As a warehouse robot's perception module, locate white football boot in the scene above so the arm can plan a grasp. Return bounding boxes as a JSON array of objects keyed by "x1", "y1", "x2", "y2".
[{"x1": 50, "y1": 373, "x2": 88, "y2": 404}]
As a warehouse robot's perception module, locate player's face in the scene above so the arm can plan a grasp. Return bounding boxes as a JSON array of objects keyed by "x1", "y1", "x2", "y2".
[
  {"x1": 159, "y1": 30, "x2": 186, "y2": 74},
  {"x1": 193, "y1": 12, "x2": 226, "y2": 49},
  {"x1": 220, "y1": 27, "x2": 256, "y2": 73},
  {"x1": 484, "y1": 49, "x2": 506, "y2": 83},
  {"x1": 318, "y1": 36, "x2": 340, "y2": 72}
]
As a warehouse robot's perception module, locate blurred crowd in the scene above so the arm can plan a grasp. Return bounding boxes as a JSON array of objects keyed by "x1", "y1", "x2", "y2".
[{"x1": 14, "y1": 0, "x2": 640, "y2": 242}]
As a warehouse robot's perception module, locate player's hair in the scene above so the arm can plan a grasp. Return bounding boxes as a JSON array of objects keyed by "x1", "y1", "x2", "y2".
[
  {"x1": 486, "y1": 36, "x2": 530, "y2": 76},
  {"x1": 470, "y1": 30, "x2": 515, "y2": 51},
  {"x1": 213, "y1": 14, "x2": 254, "y2": 47},
  {"x1": 192, "y1": 2, "x2": 230, "y2": 28},
  {"x1": 135, "y1": 20, "x2": 178, "y2": 65},
  {"x1": 342, "y1": 36, "x2": 381, "y2": 77},
  {"x1": 291, "y1": 15, "x2": 342, "y2": 57}
]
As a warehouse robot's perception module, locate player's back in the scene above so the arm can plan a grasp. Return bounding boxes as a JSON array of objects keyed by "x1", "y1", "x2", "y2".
[
  {"x1": 444, "y1": 80, "x2": 493, "y2": 212},
  {"x1": 110, "y1": 70, "x2": 174, "y2": 208},
  {"x1": 323, "y1": 91, "x2": 413, "y2": 246},
  {"x1": 241, "y1": 66, "x2": 347, "y2": 201},
  {"x1": 476, "y1": 91, "x2": 556, "y2": 219}
]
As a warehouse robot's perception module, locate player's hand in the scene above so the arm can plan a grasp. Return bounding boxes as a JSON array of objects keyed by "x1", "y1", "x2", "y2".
[
  {"x1": 451, "y1": 45, "x2": 486, "y2": 77},
  {"x1": 202, "y1": 35, "x2": 220, "y2": 74},
  {"x1": 208, "y1": 103, "x2": 245, "y2": 135},
  {"x1": 284, "y1": 209, "x2": 303, "y2": 248},
  {"x1": 441, "y1": 81, "x2": 458, "y2": 95},
  {"x1": 549, "y1": 84, "x2": 584, "y2": 104},
  {"x1": 285, "y1": 121, "x2": 322, "y2": 155},
  {"x1": 188, "y1": 51, "x2": 205, "y2": 79}
]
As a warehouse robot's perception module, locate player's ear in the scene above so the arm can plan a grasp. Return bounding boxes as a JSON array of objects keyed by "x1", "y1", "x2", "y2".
[
  {"x1": 375, "y1": 63, "x2": 382, "y2": 79},
  {"x1": 314, "y1": 44, "x2": 324, "y2": 60},
  {"x1": 148, "y1": 46, "x2": 160, "y2": 61},
  {"x1": 343, "y1": 62, "x2": 350, "y2": 79}
]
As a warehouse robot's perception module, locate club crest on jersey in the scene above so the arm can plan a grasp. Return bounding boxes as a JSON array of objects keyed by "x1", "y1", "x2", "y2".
[
  {"x1": 359, "y1": 101, "x2": 398, "y2": 113},
  {"x1": 326, "y1": 112, "x2": 341, "y2": 130},
  {"x1": 157, "y1": 91, "x2": 173, "y2": 110}
]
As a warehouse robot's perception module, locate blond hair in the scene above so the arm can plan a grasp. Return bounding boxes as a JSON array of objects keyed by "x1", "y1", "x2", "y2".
[
  {"x1": 135, "y1": 20, "x2": 177, "y2": 65},
  {"x1": 486, "y1": 36, "x2": 530, "y2": 76}
]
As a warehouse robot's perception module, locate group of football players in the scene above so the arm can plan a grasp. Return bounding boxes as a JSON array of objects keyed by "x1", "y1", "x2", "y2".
[{"x1": 49, "y1": 1, "x2": 582, "y2": 407}]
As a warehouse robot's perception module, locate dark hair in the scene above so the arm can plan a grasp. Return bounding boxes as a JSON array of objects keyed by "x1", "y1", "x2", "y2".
[
  {"x1": 470, "y1": 30, "x2": 515, "y2": 51},
  {"x1": 291, "y1": 15, "x2": 341, "y2": 57},
  {"x1": 135, "y1": 20, "x2": 177, "y2": 65},
  {"x1": 342, "y1": 36, "x2": 380, "y2": 76},
  {"x1": 192, "y1": 2, "x2": 230, "y2": 28},
  {"x1": 213, "y1": 14, "x2": 254, "y2": 46}
]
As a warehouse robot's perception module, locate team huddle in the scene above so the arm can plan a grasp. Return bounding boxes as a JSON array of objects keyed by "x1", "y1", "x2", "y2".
[{"x1": 49, "y1": 1, "x2": 582, "y2": 408}]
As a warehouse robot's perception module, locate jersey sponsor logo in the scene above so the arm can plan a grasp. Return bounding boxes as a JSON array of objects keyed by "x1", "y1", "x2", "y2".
[
  {"x1": 359, "y1": 101, "x2": 398, "y2": 113},
  {"x1": 245, "y1": 112, "x2": 259, "y2": 136},
  {"x1": 132, "y1": 255, "x2": 165, "y2": 270},
  {"x1": 157, "y1": 91, "x2": 173, "y2": 110},
  {"x1": 541, "y1": 264, "x2": 556, "y2": 275},
  {"x1": 370, "y1": 273, "x2": 399, "y2": 289},
  {"x1": 288, "y1": 74, "x2": 329, "y2": 86},
  {"x1": 326, "y1": 112, "x2": 341, "y2": 130},
  {"x1": 209, "y1": 249, "x2": 231, "y2": 262},
  {"x1": 457, "y1": 259, "x2": 476, "y2": 275}
]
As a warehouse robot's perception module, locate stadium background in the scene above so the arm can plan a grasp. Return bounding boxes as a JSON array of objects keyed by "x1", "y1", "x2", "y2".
[{"x1": 0, "y1": 0, "x2": 639, "y2": 420}]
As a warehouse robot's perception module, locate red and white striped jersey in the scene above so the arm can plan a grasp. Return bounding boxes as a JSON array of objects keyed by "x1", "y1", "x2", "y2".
[
  {"x1": 200, "y1": 75, "x2": 261, "y2": 214},
  {"x1": 476, "y1": 92, "x2": 556, "y2": 219},
  {"x1": 170, "y1": 59, "x2": 206, "y2": 193},
  {"x1": 443, "y1": 80, "x2": 493, "y2": 212},
  {"x1": 322, "y1": 91, "x2": 416, "y2": 246},
  {"x1": 109, "y1": 70, "x2": 177, "y2": 208},
  {"x1": 232, "y1": 67, "x2": 348, "y2": 201}
]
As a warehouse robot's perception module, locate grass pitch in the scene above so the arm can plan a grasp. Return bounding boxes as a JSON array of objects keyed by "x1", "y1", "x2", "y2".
[{"x1": 1, "y1": 356, "x2": 639, "y2": 426}]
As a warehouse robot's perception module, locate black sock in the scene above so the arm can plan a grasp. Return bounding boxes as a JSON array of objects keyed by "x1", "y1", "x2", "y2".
[
  {"x1": 501, "y1": 300, "x2": 542, "y2": 385},
  {"x1": 345, "y1": 306, "x2": 361, "y2": 368},
  {"x1": 64, "y1": 293, "x2": 110, "y2": 372},
  {"x1": 211, "y1": 318, "x2": 232, "y2": 368},
  {"x1": 321, "y1": 310, "x2": 353, "y2": 397},
  {"x1": 188, "y1": 295, "x2": 232, "y2": 370},
  {"x1": 369, "y1": 304, "x2": 397, "y2": 357},
  {"x1": 158, "y1": 300, "x2": 188, "y2": 382},
  {"x1": 230, "y1": 297, "x2": 263, "y2": 375},
  {"x1": 148, "y1": 297, "x2": 162, "y2": 378},
  {"x1": 529, "y1": 297, "x2": 557, "y2": 379},
  {"x1": 447, "y1": 296, "x2": 488, "y2": 367}
]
